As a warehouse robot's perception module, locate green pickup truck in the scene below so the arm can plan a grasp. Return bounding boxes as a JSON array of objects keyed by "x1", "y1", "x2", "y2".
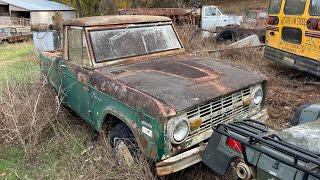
[{"x1": 40, "y1": 15, "x2": 267, "y2": 176}]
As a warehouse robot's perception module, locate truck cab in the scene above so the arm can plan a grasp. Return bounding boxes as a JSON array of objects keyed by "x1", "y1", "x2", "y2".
[{"x1": 201, "y1": 5, "x2": 243, "y2": 33}]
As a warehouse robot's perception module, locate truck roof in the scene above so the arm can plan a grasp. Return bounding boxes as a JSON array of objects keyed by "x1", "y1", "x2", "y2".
[{"x1": 63, "y1": 15, "x2": 172, "y2": 27}]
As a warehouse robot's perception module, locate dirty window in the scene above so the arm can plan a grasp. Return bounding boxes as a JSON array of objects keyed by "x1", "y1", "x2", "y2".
[
  {"x1": 10, "y1": 28, "x2": 17, "y2": 33},
  {"x1": 282, "y1": 27, "x2": 302, "y2": 44},
  {"x1": 89, "y1": 24, "x2": 182, "y2": 62},
  {"x1": 284, "y1": 0, "x2": 307, "y2": 15},
  {"x1": 204, "y1": 7, "x2": 220, "y2": 16},
  {"x1": 259, "y1": 12, "x2": 267, "y2": 19},
  {"x1": 0, "y1": 28, "x2": 9, "y2": 33},
  {"x1": 268, "y1": 0, "x2": 283, "y2": 14},
  {"x1": 310, "y1": 0, "x2": 320, "y2": 16},
  {"x1": 68, "y1": 28, "x2": 91, "y2": 67},
  {"x1": 68, "y1": 28, "x2": 83, "y2": 66},
  {"x1": 246, "y1": 11, "x2": 257, "y2": 19}
]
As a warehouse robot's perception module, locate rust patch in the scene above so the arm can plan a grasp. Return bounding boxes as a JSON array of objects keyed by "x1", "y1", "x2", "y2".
[
  {"x1": 116, "y1": 55, "x2": 222, "y2": 82},
  {"x1": 139, "y1": 135, "x2": 148, "y2": 149},
  {"x1": 64, "y1": 15, "x2": 171, "y2": 27},
  {"x1": 90, "y1": 71, "x2": 176, "y2": 121}
]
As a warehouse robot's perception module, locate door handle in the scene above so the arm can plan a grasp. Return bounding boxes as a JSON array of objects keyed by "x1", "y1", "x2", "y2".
[{"x1": 60, "y1": 64, "x2": 67, "y2": 68}]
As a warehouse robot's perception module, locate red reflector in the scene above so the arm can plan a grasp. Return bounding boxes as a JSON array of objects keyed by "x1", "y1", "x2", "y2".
[
  {"x1": 226, "y1": 138, "x2": 243, "y2": 153},
  {"x1": 269, "y1": 17, "x2": 275, "y2": 25},
  {"x1": 266, "y1": 17, "x2": 271, "y2": 25},
  {"x1": 311, "y1": 19, "x2": 319, "y2": 30},
  {"x1": 318, "y1": 20, "x2": 320, "y2": 30}
]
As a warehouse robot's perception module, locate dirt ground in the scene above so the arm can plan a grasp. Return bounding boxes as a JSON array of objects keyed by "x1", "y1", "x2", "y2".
[{"x1": 217, "y1": 48, "x2": 320, "y2": 130}]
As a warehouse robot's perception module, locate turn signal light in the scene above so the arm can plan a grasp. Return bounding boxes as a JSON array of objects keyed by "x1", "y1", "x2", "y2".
[
  {"x1": 243, "y1": 98, "x2": 252, "y2": 107},
  {"x1": 190, "y1": 118, "x2": 203, "y2": 129},
  {"x1": 266, "y1": 16, "x2": 279, "y2": 26}
]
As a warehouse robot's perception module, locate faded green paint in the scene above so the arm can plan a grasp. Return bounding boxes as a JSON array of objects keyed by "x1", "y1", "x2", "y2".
[{"x1": 40, "y1": 54, "x2": 168, "y2": 161}]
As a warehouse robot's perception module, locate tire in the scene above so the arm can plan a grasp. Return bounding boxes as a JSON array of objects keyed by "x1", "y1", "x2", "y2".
[
  {"x1": 291, "y1": 103, "x2": 311, "y2": 126},
  {"x1": 215, "y1": 30, "x2": 238, "y2": 45},
  {"x1": 0, "y1": 40, "x2": 9, "y2": 46},
  {"x1": 110, "y1": 122, "x2": 139, "y2": 166}
]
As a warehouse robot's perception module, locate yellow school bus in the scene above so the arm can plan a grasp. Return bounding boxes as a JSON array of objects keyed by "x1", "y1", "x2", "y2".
[{"x1": 265, "y1": 0, "x2": 320, "y2": 77}]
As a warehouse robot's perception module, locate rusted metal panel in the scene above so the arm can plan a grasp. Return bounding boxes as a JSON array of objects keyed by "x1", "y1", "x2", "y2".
[
  {"x1": 63, "y1": 15, "x2": 171, "y2": 27},
  {"x1": 90, "y1": 70, "x2": 176, "y2": 120},
  {"x1": 119, "y1": 8, "x2": 197, "y2": 16},
  {"x1": 97, "y1": 53, "x2": 266, "y2": 113},
  {"x1": 156, "y1": 144, "x2": 206, "y2": 176},
  {"x1": 118, "y1": 8, "x2": 200, "y2": 25}
]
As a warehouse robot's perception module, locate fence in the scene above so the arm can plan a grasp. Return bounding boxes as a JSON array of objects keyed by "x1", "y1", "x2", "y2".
[{"x1": 0, "y1": 16, "x2": 31, "y2": 26}]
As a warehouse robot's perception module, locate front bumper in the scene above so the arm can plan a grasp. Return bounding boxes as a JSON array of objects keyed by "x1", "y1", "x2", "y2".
[{"x1": 155, "y1": 108, "x2": 267, "y2": 176}]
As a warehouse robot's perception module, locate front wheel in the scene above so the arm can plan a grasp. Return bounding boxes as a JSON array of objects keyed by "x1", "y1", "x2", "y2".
[
  {"x1": 110, "y1": 122, "x2": 139, "y2": 166},
  {"x1": 0, "y1": 40, "x2": 9, "y2": 46}
]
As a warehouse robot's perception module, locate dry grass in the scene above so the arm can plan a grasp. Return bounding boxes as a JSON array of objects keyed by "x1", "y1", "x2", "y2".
[
  {"x1": 208, "y1": 0, "x2": 269, "y2": 15},
  {"x1": 217, "y1": 48, "x2": 320, "y2": 130},
  {"x1": 0, "y1": 78, "x2": 155, "y2": 179}
]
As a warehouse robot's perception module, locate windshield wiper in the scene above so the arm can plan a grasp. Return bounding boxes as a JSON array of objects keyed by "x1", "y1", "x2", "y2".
[
  {"x1": 141, "y1": 22, "x2": 161, "y2": 35},
  {"x1": 109, "y1": 24, "x2": 134, "y2": 40},
  {"x1": 141, "y1": 22, "x2": 162, "y2": 53}
]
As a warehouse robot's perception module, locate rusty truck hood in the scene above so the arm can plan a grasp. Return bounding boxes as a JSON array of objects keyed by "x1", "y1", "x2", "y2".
[{"x1": 98, "y1": 54, "x2": 265, "y2": 112}]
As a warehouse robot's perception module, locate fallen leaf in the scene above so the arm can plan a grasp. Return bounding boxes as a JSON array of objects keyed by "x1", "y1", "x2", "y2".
[{"x1": 0, "y1": 172, "x2": 6, "y2": 177}]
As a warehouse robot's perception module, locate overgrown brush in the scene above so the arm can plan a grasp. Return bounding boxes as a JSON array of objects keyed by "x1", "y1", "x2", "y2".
[
  {"x1": 175, "y1": 24, "x2": 218, "y2": 52},
  {"x1": 0, "y1": 79, "x2": 60, "y2": 153},
  {"x1": 0, "y1": 78, "x2": 155, "y2": 179}
]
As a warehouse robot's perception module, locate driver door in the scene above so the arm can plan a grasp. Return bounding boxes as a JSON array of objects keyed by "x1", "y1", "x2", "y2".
[
  {"x1": 201, "y1": 6, "x2": 223, "y2": 31},
  {"x1": 60, "y1": 27, "x2": 94, "y2": 125}
]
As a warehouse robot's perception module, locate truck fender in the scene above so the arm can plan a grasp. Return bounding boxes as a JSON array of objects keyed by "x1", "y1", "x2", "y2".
[
  {"x1": 215, "y1": 29, "x2": 238, "y2": 44},
  {"x1": 203, "y1": 130, "x2": 242, "y2": 175},
  {"x1": 291, "y1": 103, "x2": 320, "y2": 126},
  {"x1": 101, "y1": 108, "x2": 146, "y2": 154}
]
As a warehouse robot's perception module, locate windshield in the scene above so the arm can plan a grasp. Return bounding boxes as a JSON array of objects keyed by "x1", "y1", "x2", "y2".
[
  {"x1": 268, "y1": 0, "x2": 283, "y2": 14},
  {"x1": 310, "y1": 0, "x2": 320, "y2": 16},
  {"x1": 89, "y1": 24, "x2": 182, "y2": 63},
  {"x1": 0, "y1": 28, "x2": 9, "y2": 33}
]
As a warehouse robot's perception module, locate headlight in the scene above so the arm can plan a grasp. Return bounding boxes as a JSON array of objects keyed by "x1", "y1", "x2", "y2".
[
  {"x1": 253, "y1": 88, "x2": 263, "y2": 105},
  {"x1": 173, "y1": 121, "x2": 189, "y2": 142},
  {"x1": 168, "y1": 119, "x2": 190, "y2": 144}
]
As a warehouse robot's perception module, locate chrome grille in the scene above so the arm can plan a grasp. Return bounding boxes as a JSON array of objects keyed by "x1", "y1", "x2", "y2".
[{"x1": 186, "y1": 88, "x2": 251, "y2": 139}]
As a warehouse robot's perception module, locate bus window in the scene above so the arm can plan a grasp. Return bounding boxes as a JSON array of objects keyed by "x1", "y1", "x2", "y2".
[
  {"x1": 284, "y1": 0, "x2": 307, "y2": 15},
  {"x1": 268, "y1": 0, "x2": 282, "y2": 14},
  {"x1": 282, "y1": 27, "x2": 302, "y2": 44},
  {"x1": 309, "y1": 0, "x2": 320, "y2": 16}
]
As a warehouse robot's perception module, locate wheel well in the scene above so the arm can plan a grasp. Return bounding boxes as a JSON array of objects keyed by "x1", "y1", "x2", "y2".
[
  {"x1": 1, "y1": 39, "x2": 8, "y2": 43},
  {"x1": 103, "y1": 114, "x2": 125, "y2": 133},
  {"x1": 216, "y1": 30, "x2": 239, "y2": 44}
]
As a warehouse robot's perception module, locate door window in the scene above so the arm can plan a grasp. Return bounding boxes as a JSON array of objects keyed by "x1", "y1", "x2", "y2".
[
  {"x1": 246, "y1": 11, "x2": 257, "y2": 19},
  {"x1": 68, "y1": 28, "x2": 91, "y2": 68},
  {"x1": 205, "y1": 7, "x2": 220, "y2": 16},
  {"x1": 10, "y1": 28, "x2": 17, "y2": 33}
]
